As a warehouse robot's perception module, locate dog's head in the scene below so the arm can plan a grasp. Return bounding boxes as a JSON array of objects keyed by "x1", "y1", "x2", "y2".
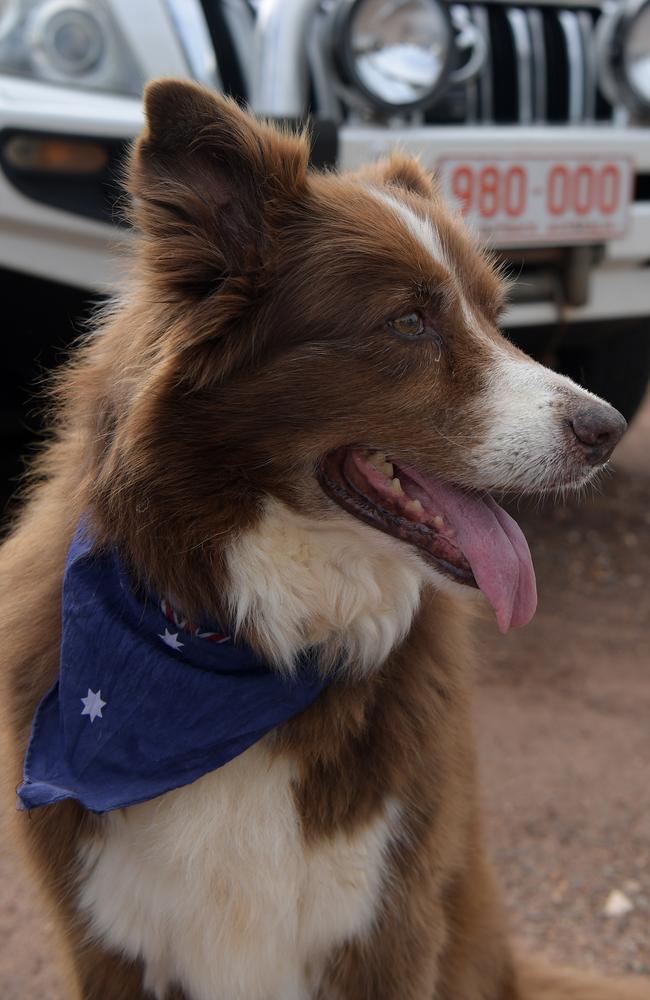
[{"x1": 88, "y1": 80, "x2": 625, "y2": 661}]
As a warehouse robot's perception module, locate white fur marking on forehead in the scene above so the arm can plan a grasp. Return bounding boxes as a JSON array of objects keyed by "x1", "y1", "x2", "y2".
[
  {"x1": 371, "y1": 187, "x2": 496, "y2": 347},
  {"x1": 371, "y1": 189, "x2": 448, "y2": 269}
]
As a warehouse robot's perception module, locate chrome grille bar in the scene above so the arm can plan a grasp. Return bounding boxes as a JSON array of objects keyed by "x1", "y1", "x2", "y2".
[
  {"x1": 557, "y1": 9, "x2": 585, "y2": 123},
  {"x1": 472, "y1": 4, "x2": 493, "y2": 121},
  {"x1": 507, "y1": 8, "x2": 534, "y2": 124},
  {"x1": 452, "y1": 4, "x2": 480, "y2": 122},
  {"x1": 526, "y1": 7, "x2": 547, "y2": 121},
  {"x1": 577, "y1": 9, "x2": 597, "y2": 121}
]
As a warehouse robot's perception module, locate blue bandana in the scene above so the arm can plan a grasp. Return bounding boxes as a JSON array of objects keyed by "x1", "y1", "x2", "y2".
[{"x1": 18, "y1": 522, "x2": 329, "y2": 813}]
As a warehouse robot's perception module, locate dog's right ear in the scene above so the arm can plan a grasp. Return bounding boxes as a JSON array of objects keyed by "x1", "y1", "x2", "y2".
[{"x1": 128, "y1": 79, "x2": 309, "y2": 296}]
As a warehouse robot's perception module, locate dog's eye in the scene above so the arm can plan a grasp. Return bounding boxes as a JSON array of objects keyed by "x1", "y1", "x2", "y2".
[{"x1": 389, "y1": 312, "x2": 426, "y2": 339}]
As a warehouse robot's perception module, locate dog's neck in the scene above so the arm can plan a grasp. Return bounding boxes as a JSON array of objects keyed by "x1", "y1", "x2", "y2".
[{"x1": 224, "y1": 498, "x2": 426, "y2": 676}]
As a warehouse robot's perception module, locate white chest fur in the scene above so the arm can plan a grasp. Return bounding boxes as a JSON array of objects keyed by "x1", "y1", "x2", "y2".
[
  {"x1": 225, "y1": 499, "x2": 425, "y2": 675},
  {"x1": 77, "y1": 743, "x2": 399, "y2": 1000}
]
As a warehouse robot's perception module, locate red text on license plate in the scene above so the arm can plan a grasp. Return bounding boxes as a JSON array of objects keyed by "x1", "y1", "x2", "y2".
[{"x1": 436, "y1": 156, "x2": 633, "y2": 245}]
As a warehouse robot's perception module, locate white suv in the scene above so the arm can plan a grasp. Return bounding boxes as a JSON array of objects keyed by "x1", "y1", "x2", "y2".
[{"x1": 0, "y1": 0, "x2": 649, "y2": 457}]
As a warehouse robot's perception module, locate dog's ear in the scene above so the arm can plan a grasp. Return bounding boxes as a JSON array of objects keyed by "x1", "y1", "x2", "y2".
[
  {"x1": 350, "y1": 153, "x2": 437, "y2": 200},
  {"x1": 381, "y1": 154, "x2": 436, "y2": 198},
  {"x1": 128, "y1": 79, "x2": 310, "y2": 296}
]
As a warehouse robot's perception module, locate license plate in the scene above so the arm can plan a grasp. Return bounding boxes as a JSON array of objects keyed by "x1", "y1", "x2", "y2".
[{"x1": 436, "y1": 155, "x2": 633, "y2": 246}]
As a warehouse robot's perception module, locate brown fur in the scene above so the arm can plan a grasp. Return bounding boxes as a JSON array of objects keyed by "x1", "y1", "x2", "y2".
[{"x1": 1, "y1": 81, "x2": 648, "y2": 999}]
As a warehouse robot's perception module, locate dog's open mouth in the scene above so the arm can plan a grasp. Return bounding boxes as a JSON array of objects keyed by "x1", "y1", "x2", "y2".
[{"x1": 318, "y1": 447, "x2": 537, "y2": 633}]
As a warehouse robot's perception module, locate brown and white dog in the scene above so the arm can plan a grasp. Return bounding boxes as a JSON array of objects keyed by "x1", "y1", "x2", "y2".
[{"x1": 0, "y1": 80, "x2": 647, "y2": 1000}]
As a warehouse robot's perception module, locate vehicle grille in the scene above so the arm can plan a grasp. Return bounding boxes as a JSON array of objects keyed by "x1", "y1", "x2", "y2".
[{"x1": 438, "y1": 3, "x2": 614, "y2": 125}]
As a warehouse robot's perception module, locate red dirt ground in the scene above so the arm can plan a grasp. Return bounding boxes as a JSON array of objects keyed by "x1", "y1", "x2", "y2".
[{"x1": 1, "y1": 394, "x2": 648, "y2": 998}]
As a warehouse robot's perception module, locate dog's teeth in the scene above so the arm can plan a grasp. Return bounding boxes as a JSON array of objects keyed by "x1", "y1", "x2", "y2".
[
  {"x1": 382, "y1": 462, "x2": 394, "y2": 477},
  {"x1": 390, "y1": 477, "x2": 404, "y2": 495},
  {"x1": 367, "y1": 451, "x2": 386, "y2": 469},
  {"x1": 433, "y1": 515, "x2": 444, "y2": 529},
  {"x1": 406, "y1": 499, "x2": 423, "y2": 515}
]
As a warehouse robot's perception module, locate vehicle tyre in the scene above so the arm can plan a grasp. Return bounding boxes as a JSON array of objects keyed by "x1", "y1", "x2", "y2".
[{"x1": 555, "y1": 320, "x2": 650, "y2": 424}]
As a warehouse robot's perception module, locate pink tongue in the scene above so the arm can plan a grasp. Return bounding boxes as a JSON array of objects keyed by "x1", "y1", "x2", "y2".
[{"x1": 401, "y1": 465, "x2": 537, "y2": 632}]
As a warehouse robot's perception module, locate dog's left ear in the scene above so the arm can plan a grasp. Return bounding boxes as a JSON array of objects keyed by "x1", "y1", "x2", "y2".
[
  {"x1": 351, "y1": 153, "x2": 437, "y2": 200},
  {"x1": 381, "y1": 154, "x2": 437, "y2": 198},
  {"x1": 128, "y1": 79, "x2": 310, "y2": 295}
]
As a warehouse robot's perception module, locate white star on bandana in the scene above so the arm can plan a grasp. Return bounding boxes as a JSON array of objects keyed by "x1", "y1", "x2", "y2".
[
  {"x1": 159, "y1": 628, "x2": 184, "y2": 651},
  {"x1": 80, "y1": 689, "x2": 106, "y2": 723}
]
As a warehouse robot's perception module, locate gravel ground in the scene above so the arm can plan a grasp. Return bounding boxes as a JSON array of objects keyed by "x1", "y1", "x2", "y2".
[
  {"x1": 476, "y1": 390, "x2": 650, "y2": 978},
  {"x1": 1, "y1": 393, "x2": 649, "y2": 997}
]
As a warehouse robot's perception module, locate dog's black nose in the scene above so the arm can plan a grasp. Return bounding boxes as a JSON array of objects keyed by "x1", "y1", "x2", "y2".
[{"x1": 569, "y1": 403, "x2": 627, "y2": 465}]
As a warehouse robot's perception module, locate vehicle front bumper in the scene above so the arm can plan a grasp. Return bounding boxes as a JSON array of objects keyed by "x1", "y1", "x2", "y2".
[{"x1": 0, "y1": 75, "x2": 648, "y2": 329}]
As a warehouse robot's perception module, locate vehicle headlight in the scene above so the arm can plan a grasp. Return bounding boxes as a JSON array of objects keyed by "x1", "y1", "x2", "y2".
[
  {"x1": 598, "y1": 0, "x2": 650, "y2": 113},
  {"x1": 0, "y1": 0, "x2": 143, "y2": 95},
  {"x1": 332, "y1": 0, "x2": 453, "y2": 112}
]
